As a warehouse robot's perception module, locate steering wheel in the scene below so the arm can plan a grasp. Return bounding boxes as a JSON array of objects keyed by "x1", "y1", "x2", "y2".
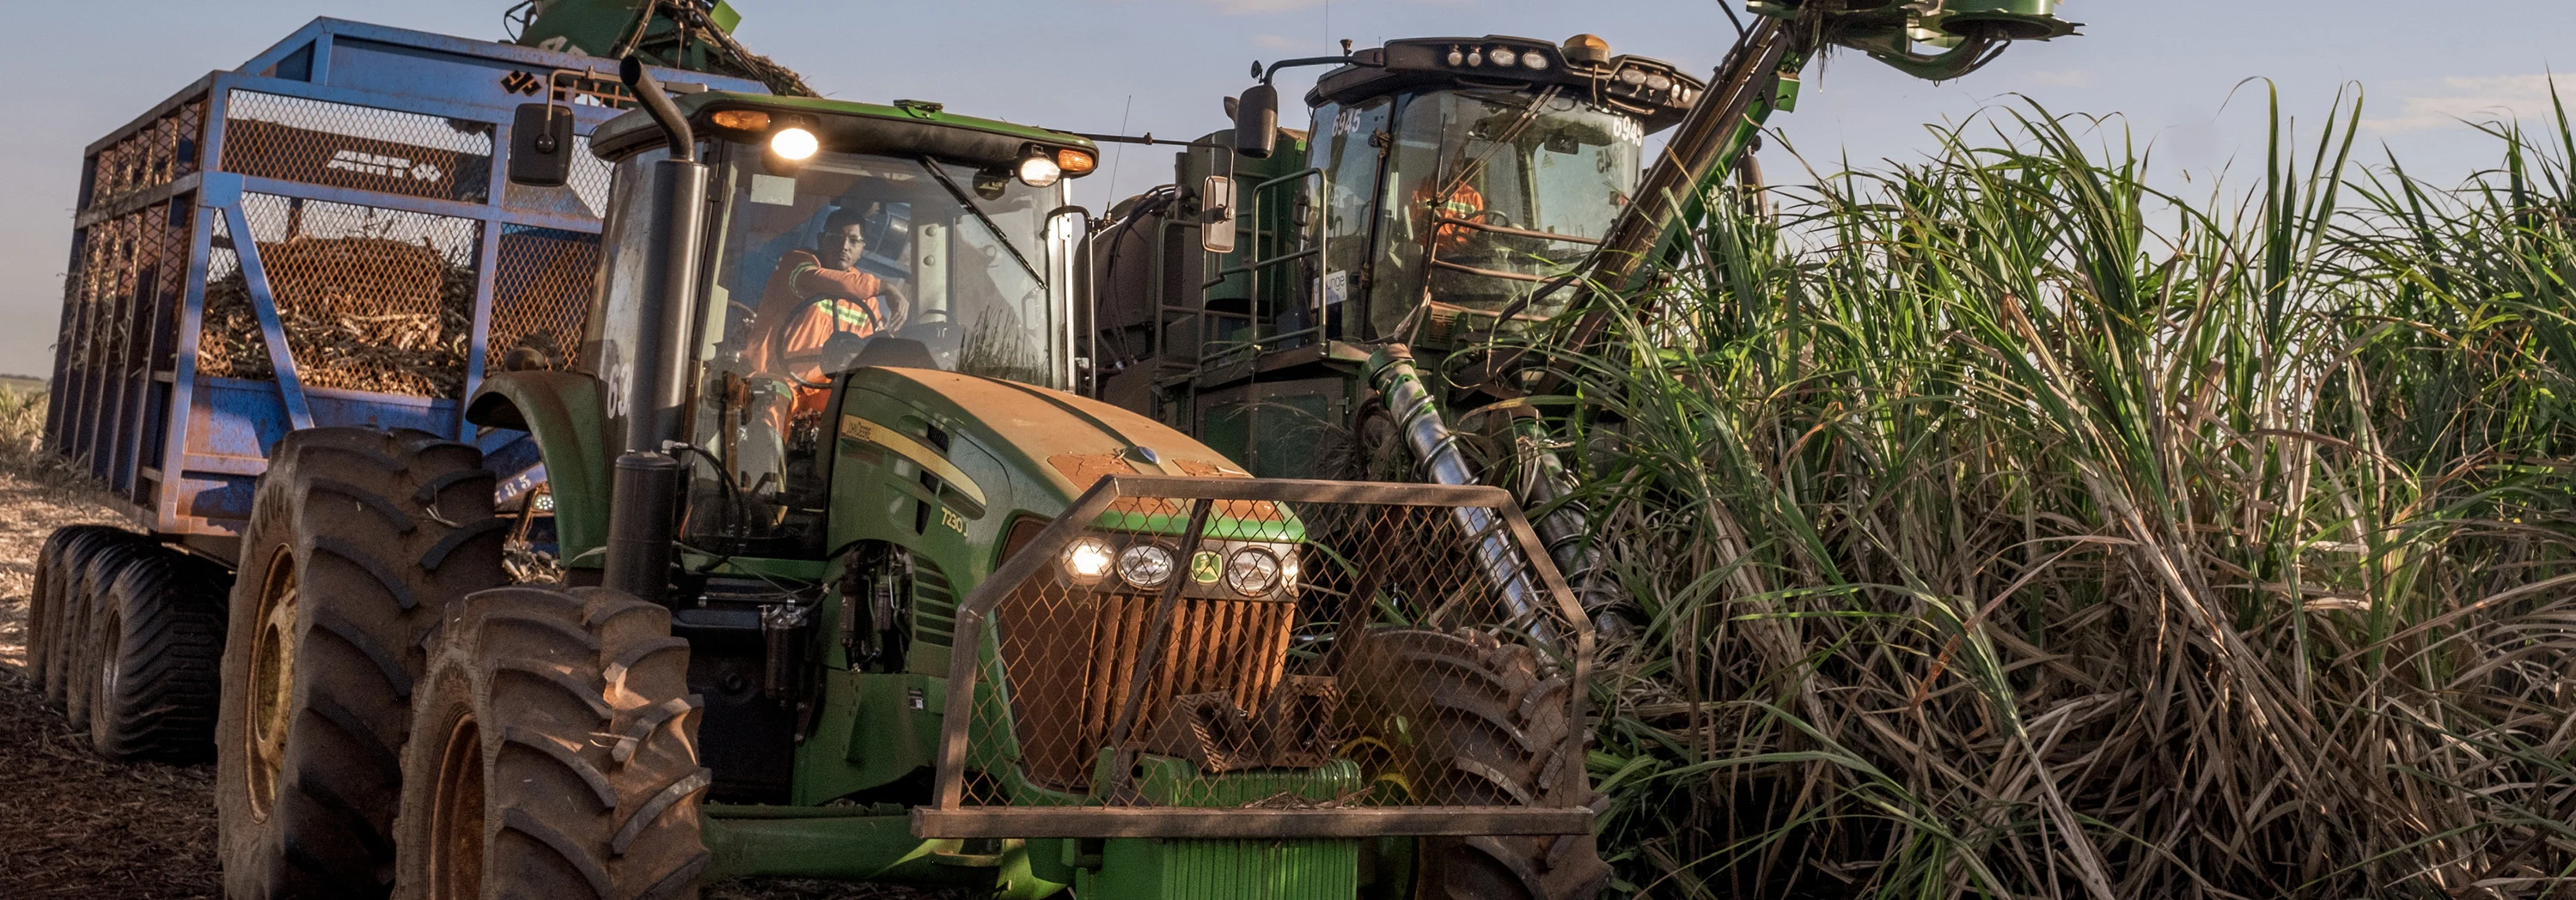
[{"x1": 1461, "y1": 207, "x2": 1517, "y2": 230}]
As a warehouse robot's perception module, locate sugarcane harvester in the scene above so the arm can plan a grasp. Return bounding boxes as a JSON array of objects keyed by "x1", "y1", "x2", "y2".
[
  {"x1": 1086, "y1": 0, "x2": 2081, "y2": 636},
  {"x1": 33, "y1": 2, "x2": 1615, "y2": 898}
]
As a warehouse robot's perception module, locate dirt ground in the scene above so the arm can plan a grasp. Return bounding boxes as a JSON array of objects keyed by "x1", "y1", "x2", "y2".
[{"x1": 0, "y1": 467, "x2": 953, "y2": 899}]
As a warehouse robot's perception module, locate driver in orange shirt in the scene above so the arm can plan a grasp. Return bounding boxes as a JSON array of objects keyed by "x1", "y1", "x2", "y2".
[
  {"x1": 1413, "y1": 179, "x2": 1486, "y2": 253},
  {"x1": 752, "y1": 204, "x2": 911, "y2": 413}
]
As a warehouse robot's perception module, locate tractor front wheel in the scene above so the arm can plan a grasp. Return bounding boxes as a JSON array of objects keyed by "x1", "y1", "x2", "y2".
[
  {"x1": 215, "y1": 428, "x2": 509, "y2": 898},
  {"x1": 394, "y1": 586, "x2": 710, "y2": 900}
]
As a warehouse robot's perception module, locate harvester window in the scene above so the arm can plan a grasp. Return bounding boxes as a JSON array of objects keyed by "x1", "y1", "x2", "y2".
[
  {"x1": 1368, "y1": 89, "x2": 1643, "y2": 338},
  {"x1": 1308, "y1": 97, "x2": 1393, "y2": 338}
]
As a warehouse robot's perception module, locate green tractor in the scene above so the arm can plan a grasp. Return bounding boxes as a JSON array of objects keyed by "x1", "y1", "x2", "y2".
[
  {"x1": 208, "y1": 51, "x2": 1602, "y2": 900},
  {"x1": 1084, "y1": 1, "x2": 2081, "y2": 635}
]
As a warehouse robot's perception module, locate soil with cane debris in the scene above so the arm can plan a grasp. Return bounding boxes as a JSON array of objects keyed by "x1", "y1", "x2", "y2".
[{"x1": 0, "y1": 445, "x2": 964, "y2": 898}]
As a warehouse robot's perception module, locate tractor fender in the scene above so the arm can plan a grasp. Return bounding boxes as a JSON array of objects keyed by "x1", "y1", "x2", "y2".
[{"x1": 467, "y1": 372, "x2": 611, "y2": 569}]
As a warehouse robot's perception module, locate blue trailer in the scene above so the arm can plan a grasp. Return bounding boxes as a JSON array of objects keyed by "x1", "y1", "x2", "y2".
[{"x1": 46, "y1": 17, "x2": 764, "y2": 559}]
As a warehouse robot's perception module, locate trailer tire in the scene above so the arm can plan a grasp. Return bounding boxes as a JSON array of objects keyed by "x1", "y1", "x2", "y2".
[
  {"x1": 394, "y1": 586, "x2": 710, "y2": 900},
  {"x1": 36, "y1": 526, "x2": 148, "y2": 708},
  {"x1": 217, "y1": 428, "x2": 510, "y2": 900},
  {"x1": 63, "y1": 535, "x2": 158, "y2": 732},
  {"x1": 87, "y1": 548, "x2": 231, "y2": 762},
  {"x1": 1346, "y1": 629, "x2": 1610, "y2": 900}
]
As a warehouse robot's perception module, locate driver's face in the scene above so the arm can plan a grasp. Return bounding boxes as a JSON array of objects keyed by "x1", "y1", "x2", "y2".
[{"x1": 821, "y1": 223, "x2": 868, "y2": 270}]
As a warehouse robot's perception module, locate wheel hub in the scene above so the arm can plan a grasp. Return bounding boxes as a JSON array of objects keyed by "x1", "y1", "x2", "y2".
[
  {"x1": 245, "y1": 554, "x2": 297, "y2": 820},
  {"x1": 427, "y1": 714, "x2": 486, "y2": 900}
]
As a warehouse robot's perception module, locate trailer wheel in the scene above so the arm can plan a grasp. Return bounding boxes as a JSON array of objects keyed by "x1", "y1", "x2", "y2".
[
  {"x1": 36, "y1": 526, "x2": 146, "y2": 708},
  {"x1": 62, "y1": 534, "x2": 158, "y2": 732},
  {"x1": 394, "y1": 586, "x2": 710, "y2": 900},
  {"x1": 1346, "y1": 629, "x2": 1612, "y2": 900},
  {"x1": 216, "y1": 428, "x2": 509, "y2": 899},
  {"x1": 86, "y1": 548, "x2": 230, "y2": 762}
]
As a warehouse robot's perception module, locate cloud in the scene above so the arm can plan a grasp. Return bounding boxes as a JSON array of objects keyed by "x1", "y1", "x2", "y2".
[
  {"x1": 2024, "y1": 70, "x2": 2093, "y2": 88},
  {"x1": 1190, "y1": 0, "x2": 1327, "y2": 14},
  {"x1": 2364, "y1": 74, "x2": 2567, "y2": 134}
]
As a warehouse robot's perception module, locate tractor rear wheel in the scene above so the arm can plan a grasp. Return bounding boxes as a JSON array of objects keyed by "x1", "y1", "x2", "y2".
[
  {"x1": 87, "y1": 548, "x2": 231, "y2": 762},
  {"x1": 394, "y1": 586, "x2": 710, "y2": 900},
  {"x1": 62, "y1": 534, "x2": 158, "y2": 731},
  {"x1": 1346, "y1": 629, "x2": 1611, "y2": 900},
  {"x1": 216, "y1": 428, "x2": 510, "y2": 899}
]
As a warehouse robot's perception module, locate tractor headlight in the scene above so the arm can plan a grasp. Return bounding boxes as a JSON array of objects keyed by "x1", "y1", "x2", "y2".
[
  {"x1": 1062, "y1": 537, "x2": 1114, "y2": 585},
  {"x1": 1224, "y1": 547, "x2": 1285, "y2": 598},
  {"x1": 1017, "y1": 154, "x2": 1063, "y2": 188},
  {"x1": 1117, "y1": 543, "x2": 1176, "y2": 589},
  {"x1": 770, "y1": 127, "x2": 819, "y2": 161},
  {"x1": 1488, "y1": 47, "x2": 1519, "y2": 68}
]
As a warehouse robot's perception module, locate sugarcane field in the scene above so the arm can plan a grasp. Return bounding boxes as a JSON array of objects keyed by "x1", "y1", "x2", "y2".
[{"x1": 5, "y1": 2, "x2": 2575, "y2": 899}]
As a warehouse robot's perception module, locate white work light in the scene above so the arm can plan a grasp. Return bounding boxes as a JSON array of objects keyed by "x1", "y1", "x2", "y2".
[
  {"x1": 1017, "y1": 154, "x2": 1063, "y2": 188},
  {"x1": 1062, "y1": 537, "x2": 1114, "y2": 585},
  {"x1": 770, "y1": 126, "x2": 819, "y2": 161}
]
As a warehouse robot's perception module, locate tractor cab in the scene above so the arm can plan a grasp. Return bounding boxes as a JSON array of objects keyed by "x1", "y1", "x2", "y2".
[{"x1": 579, "y1": 93, "x2": 1096, "y2": 559}]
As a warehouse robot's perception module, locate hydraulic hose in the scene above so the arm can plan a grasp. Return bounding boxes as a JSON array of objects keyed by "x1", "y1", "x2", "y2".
[{"x1": 1367, "y1": 345, "x2": 1559, "y2": 649}]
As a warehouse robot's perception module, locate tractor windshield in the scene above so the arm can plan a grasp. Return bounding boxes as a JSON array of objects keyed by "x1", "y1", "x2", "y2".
[
  {"x1": 584, "y1": 142, "x2": 1071, "y2": 557},
  {"x1": 1369, "y1": 88, "x2": 1642, "y2": 338}
]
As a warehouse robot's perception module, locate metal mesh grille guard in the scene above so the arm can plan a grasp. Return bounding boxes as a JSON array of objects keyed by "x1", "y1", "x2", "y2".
[{"x1": 919, "y1": 475, "x2": 1598, "y2": 839}]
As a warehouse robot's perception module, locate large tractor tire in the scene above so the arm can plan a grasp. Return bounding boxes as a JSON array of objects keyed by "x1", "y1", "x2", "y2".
[
  {"x1": 394, "y1": 586, "x2": 710, "y2": 900},
  {"x1": 35, "y1": 526, "x2": 148, "y2": 708},
  {"x1": 61, "y1": 533, "x2": 160, "y2": 731},
  {"x1": 31, "y1": 526, "x2": 133, "y2": 704},
  {"x1": 87, "y1": 548, "x2": 231, "y2": 762},
  {"x1": 1346, "y1": 629, "x2": 1611, "y2": 900},
  {"x1": 216, "y1": 428, "x2": 510, "y2": 899}
]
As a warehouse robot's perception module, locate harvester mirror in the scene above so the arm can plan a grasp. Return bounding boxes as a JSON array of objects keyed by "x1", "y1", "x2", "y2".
[
  {"x1": 1233, "y1": 84, "x2": 1279, "y2": 160},
  {"x1": 1199, "y1": 176, "x2": 1238, "y2": 254},
  {"x1": 508, "y1": 102, "x2": 577, "y2": 187}
]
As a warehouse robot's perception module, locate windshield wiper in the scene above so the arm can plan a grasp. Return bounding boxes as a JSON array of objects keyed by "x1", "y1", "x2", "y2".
[{"x1": 919, "y1": 160, "x2": 1046, "y2": 285}]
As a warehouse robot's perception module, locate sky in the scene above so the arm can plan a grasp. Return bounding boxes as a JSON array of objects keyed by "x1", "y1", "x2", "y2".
[{"x1": 1, "y1": 0, "x2": 2568, "y2": 378}]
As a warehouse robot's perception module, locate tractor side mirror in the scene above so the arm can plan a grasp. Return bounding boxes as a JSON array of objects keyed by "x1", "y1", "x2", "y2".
[
  {"x1": 1233, "y1": 84, "x2": 1278, "y2": 160},
  {"x1": 509, "y1": 103, "x2": 577, "y2": 187},
  {"x1": 1199, "y1": 176, "x2": 1238, "y2": 254}
]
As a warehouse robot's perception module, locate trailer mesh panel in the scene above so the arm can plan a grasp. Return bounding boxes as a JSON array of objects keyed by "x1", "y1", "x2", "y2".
[
  {"x1": 200, "y1": 194, "x2": 483, "y2": 397},
  {"x1": 489, "y1": 226, "x2": 600, "y2": 369},
  {"x1": 219, "y1": 90, "x2": 496, "y2": 204},
  {"x1": 85, "y1": 100, "x2": 206, "y2": 213}
]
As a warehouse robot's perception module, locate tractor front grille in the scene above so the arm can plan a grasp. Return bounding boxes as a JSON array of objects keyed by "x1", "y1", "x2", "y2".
[{"x1": 998, "y1": 589, "x2": 1296, "y2": 791}]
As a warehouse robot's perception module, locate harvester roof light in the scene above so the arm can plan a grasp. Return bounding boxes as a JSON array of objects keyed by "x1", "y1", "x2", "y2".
[
  {"x1": 769, "y1": 126, "x2": 818, "y2": 161},
  {"x1": 1645, "y1": 73, "x2": 1674, "y2": 92},
  {"x1": 1561, "y1": 33, "x2": 1611, "y2": 67},
  {"x1": 1016, "y1": 150, "x2": 1063, "y2": 188},
  {"x1": 1489, "y1": 46, "x2": 1519, "y2": 68},
  {"x1": 1522, "y1": 52, "x2": 1550, "y2": 71},
  {"x1": 1617, "y1": 68, "x2": 1648, "y2": 86},
  {"x1": 1447, "y1": 46, "x2": 1465, "y2": 66},
  {"x1": 1466, "y1": 48, "x2": 1483, "y2": 66}
]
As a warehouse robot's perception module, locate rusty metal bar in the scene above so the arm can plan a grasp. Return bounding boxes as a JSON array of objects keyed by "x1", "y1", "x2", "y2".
[
  {"x1": 1100, "y1": 497, "x2": 1216, "y2": 792},
  {"x1": 913, "y1": 806, "x2": 1598, "y2": 839},
  {"x1": 1430, "y1": 215, "x2": 1606, "y2": 246},
  {"x1": 1428, "y1": 258, "x2": 1554, "y2": 283}
]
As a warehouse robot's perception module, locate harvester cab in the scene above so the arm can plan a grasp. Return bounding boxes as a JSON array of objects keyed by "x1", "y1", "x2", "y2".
[{"x1": 1084, "y1": 0, "x2": 2078, "y2": 635}]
